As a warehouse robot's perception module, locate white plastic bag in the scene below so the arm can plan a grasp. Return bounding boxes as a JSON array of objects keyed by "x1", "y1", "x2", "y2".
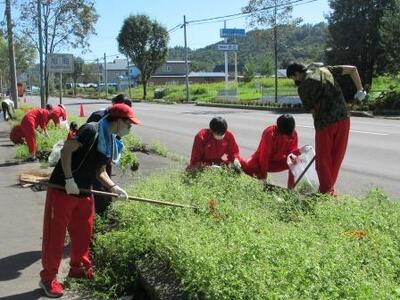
[
  {"x1": 287, "y1": 145, "x2": 319, "y2": 190},
  {"x1": 48, "y1": 140, "x2": 64, "y2": 167},
  {"x1": 60, "y1": 118, "x2": 69, "y2": 130}
]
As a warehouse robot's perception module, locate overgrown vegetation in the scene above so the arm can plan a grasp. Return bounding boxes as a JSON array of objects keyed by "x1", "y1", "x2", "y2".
[{"x1": 81, "y1": 169, "x2": 400, "y2": 299}]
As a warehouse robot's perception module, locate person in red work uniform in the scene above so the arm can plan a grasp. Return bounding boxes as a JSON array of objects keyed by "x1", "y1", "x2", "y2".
[
  {"x1": 239, "y1": 114, "x2": 301, "y2": 188},
  {"x1": 49, "y1": 104, "x2": 67, "y2": 127},
  {"x1": 67, "y1": 121, "x2": 78, "y2": 140},
  {"x1": 20, "y1": 105, "x2": 52, "y2": 161},
  {"x1": 39, "y1": 103, "x2": 141, "y2": 298},
  {"x1": 286, "y1": 62, "x2": 366, "y2": 195},
  {"x1": 188, "y1": 116, "x2": 240, "y2": 170}
]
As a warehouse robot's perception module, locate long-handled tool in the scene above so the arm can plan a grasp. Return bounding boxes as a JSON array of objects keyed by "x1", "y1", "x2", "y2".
[{"x1": 23, "y1": 179, "x2": 200, "y2": 210}]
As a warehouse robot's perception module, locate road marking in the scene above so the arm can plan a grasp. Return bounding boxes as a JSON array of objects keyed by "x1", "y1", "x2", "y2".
[{"x1": 297, "y1": 125, "x2": 389, "y2": 136}]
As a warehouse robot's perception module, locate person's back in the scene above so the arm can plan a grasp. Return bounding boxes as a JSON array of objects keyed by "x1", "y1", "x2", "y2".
[
  {"x1": 240, "y1": 114, "x2": 300, "y2": 187},
  {"x1": 298, "y1": 66, "x2": 349, "y2": 130},
  {"x1": 49, "y1": 105, "x2": 67, "y2": 125},
  {"x1": 23, "y1": 108, "x2": 50, "y2": 129}
]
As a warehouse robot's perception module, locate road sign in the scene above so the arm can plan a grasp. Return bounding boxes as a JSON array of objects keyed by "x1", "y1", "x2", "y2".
[
  {"x1": 220, "y1": 28, "x2": 246, "y2": 38},
  {"x1": 47, "y1": 53, "x2": 74, "y2": 73},
  {"x1": 217, "y1": 44, "x2": 239, "y2": 51}
]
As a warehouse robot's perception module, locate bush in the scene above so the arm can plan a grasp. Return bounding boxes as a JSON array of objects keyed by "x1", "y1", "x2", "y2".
[
  {"x1": 87, "y1": 169, "x2": 400, "y2": 299},
  {"x1": 371, "y1": 85, "x2": 400, "y2": 110}
]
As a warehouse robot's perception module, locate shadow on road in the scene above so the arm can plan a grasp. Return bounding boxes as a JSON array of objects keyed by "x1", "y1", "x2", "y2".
[
  {"x1": 0, "y1": 251, "x2": 41, "y2": 281},
  {"x1": 0, "y1": 288, "x2": 43, "y2": 300}
]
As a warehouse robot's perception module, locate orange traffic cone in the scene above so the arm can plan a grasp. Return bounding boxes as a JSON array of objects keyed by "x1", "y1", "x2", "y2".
[{"x1": 79, "y1": 103, "x2": 85, "y2": 117}]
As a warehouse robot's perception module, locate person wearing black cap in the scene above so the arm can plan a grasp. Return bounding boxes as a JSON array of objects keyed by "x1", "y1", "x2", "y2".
[
  {"x1": 286, "y1": 62, "x2": 365, "y2": 195},
  {"x1": 39, "y1": 103, "x2": 141, "y2": 298}
]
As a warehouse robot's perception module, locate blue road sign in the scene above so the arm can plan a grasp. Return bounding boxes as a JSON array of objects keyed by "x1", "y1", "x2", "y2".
[{"x1": 220, "y1": 28, "x2": 246, "y2": 38}]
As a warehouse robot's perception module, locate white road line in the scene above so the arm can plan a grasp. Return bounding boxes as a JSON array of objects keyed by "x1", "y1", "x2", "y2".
[{"x1": 297, "y1": 125, "x2": 389, "y2": 136}]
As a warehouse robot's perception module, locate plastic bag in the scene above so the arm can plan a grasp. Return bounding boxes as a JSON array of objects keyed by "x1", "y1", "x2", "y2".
[
  {"x1": 287, "y1": 145, "x2": 319, "y2": 190},
  {"x1": 59, "y1": 118, "x2": 69, "y2": 130},
  {"x1": 48, "y1": 140, "x2": 64, "y2": 167}
]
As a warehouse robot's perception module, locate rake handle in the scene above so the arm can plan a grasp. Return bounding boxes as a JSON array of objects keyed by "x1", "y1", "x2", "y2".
[{"x1": 36, "y1": 181, "x2": 199, "y2": 210}]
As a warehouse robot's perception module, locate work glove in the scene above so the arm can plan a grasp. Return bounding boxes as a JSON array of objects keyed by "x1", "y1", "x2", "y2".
[
  {"x1": 354, "y1": 90, "x2": 367, "y2": 102},
  {"x1": 299, "y1": 145, "x2": 313, "y2": 154},
  {"x1": 110, "y1": 185, "x2": 129, "y2": 200},
  {"x1": 287, "y1": 153, "x2": 297, "y2": 164},
  {"x1": 65, "y1": 178, "x2": 80, "y2": 195},
  {"x1": 209, "y1": 164, "x2": 222, "y2": 170},
  {"x1": 232, "y1": 158, "x2": 242, "y2": 172}
]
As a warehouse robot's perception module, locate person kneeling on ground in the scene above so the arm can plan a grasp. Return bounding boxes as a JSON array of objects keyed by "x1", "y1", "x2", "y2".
[
  {"x1": 239, "y1": 114, "x2": 304, "y2": 189},
  {"x1": 187, "y1": 116, "x2": 240, "y2": 171},
  {"x1": 39, "y1": 103, "x2": 141, "y2": 298},
  {"x1": 67, "y1": 121, "x2": 79, "y2": 140}
]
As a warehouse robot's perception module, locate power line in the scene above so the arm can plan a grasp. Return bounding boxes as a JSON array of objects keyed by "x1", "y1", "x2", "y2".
[{"x1": 187, "y1": 0, "x2": 316, "y2": 25}]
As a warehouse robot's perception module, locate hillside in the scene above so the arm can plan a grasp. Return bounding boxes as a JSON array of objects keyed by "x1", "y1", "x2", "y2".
[{"x1": 168, "y1": 22, "x2": 328, "y2": 73}]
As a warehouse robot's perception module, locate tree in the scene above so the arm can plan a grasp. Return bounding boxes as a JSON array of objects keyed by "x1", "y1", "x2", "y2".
[
  {"x1": 117, "y1": 14, "x2": 169, "y2": 99},
  {"x1": 243, "y1": 0, "x2": 298, "y2": 101},
  {"x1": 0, "y1": 34, "x2": 36, "y2": 92},
  {"x1": 260, "y1": 56, "x2": 273, "y2": 75},
  {"x1": 326, "y1": 0, "x2": 396, "y2": 85},
  {"x1": 379, "y1": 0, "x2": 400, "y2": 75},
  {"x1": 18, "y1": 0, "x2": 98, "y2": 101},
  {"x1": 243, "y1": 56, "x2": 256, "y2": 82},
  {"x1": 72, "y1": 57, "x2": 84, "y2": 96}
]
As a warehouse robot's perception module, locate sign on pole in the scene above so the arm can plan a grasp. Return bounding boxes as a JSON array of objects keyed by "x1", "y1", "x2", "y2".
[
  {"x1": 47, "y1": 53, "x2": 74, "y2": 73},
  {"x1": 217, "y1": 44, "x2": 239, "y2": 51},
  {"x1": 220, "y1": 28, "x2": 246, "y2": 38},
  {"x1": 47, "y1": 53, "x2": 74, "y2": 105}
]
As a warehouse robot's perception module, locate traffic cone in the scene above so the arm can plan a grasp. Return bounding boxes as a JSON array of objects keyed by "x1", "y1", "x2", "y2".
[{"x1": 79, "y1": 103, "x2": 85, "y2": 117}]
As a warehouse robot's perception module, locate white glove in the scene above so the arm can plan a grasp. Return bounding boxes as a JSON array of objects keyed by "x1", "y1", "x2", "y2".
[
  {"x1": 299, "y1": 145, "x2": 313, "y2": 154},
  {"x1": 232, "y1": 159, "x2": 242, "y2": 172},
  {"x1": 65, "y1": 178, "x2": 80, "y2": 195},
  {"x1": 287, "y1": 153, "x2": 297, "y2": 163},
  {"x1": 209, "y1": 164, "x2": 222, "y2": 170},
  {"x1": 354, "y1": 90, "x2": 367, "y2": 101},
  {"x1": 110, "y1": 185, "x2": 129, "y2": 200}
]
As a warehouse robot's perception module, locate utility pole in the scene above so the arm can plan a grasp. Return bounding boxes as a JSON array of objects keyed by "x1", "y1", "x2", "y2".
[
  {"x1": 273, "y1": 0, "x2": 278, "y2": 103},
  {"x1": 183, "y1": 15, "x2": 190, "y2": 102},
  {"x1": 127, "y1": 56, "x2": 131, "y2": 97},
  {"x1": 96, "y1": 58, "x2": 101, "y2": 98},
  {"x1": 224, "y1": 20, "x2": 228, "y2": 93},
  {"x1": 37, "y1": 0, "x2": 45, "y2": 108},
  {"x1": 104, "y1": 53, "x2": 108, "y2": 99},
  {"x1": 5, "y1": 0, "x2": 18, "y2": 108},
  {"x1": 59, "y1": 72, "x2": 62, "y2": 104}
]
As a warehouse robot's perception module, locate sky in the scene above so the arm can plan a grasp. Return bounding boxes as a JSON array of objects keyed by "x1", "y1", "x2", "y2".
[{"x1": 15, "y1": 0, "x2": 331, "y2": 62}]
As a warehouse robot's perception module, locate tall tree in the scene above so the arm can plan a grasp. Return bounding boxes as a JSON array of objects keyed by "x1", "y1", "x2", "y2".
[
  {"x1": 72, "y1": 57, "x2": 84, "y2": 96},
  {"x1": 379, "y1": 0, "x2": 400, "y2": 75},
  {"x1": 117, "y1": 14, "x2": 169, "y2": 99},
  {"x1": 326, "y1": 0, "x2": 396, "y2": 85},
  {"x1": 18, "y1": 0, "x2": 98, "y2": 101},
  {"x1": 243, "y1": 0, "x2": 298, "y2": 101}
]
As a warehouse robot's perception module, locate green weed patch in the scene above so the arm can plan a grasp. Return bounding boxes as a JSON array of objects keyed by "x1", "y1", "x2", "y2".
[{"x1": 88, "y1": 169, "x2": 400, "y2": 299}]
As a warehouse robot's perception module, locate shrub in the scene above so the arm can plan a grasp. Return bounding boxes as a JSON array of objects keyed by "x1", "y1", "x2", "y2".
[{"x1": 87, "y1": 169, "x2": 400, "y2": 299}]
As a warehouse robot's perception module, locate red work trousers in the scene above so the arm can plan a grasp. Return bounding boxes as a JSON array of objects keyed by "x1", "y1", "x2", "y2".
[
  {"x1": 240, "y1": 158, "x2": 295, "y2": 189},
  {"x1": 40, "y1": 188, "x2": 94, "y2": 282},
  {"x1": 315, "y1": 117, "x2": 350, "y2": 195},
  {"x1": 21, "y1": 118, "x2": 36, "y2": 155}
]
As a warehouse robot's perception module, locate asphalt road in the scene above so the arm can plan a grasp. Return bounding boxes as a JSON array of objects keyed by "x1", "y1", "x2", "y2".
[{"x1": 29, "y1": 95, "x2": 400, "y2": 199}]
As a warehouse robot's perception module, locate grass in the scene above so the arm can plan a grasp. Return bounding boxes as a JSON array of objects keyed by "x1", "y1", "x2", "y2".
[
  {"x1": 126, "y1": 75, "x2": 400, "y2": 104},
  {"x1": 81, "y1": 168, "x2": 400, "y2": 299}
]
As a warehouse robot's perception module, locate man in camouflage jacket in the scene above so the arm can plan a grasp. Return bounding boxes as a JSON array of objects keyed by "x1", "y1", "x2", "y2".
[{"x1": 286, "y1": 62, "x2": 366, "y2": 195}]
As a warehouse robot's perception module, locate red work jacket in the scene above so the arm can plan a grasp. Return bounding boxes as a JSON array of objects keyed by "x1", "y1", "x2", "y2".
[
  {"x1": 22, "y1": 108, "x2": 50, "y2": 130},
  {"x1": 189, "y1": 128, "x2": 240, "y2": 168},
  {"x1": 246, "y1": 125, "x2": 300, "y2": 179}
]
